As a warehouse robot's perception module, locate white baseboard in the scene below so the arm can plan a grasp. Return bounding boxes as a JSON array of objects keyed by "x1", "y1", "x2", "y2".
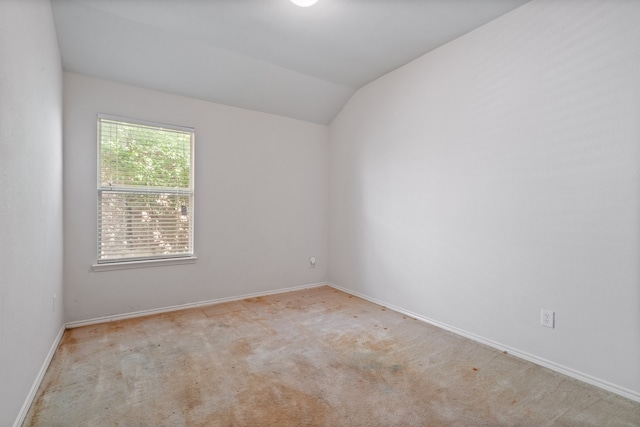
[
  {"x1": 66, "y1": 282, "x2": 328, "y2": 329},
  {"x1": 13, "y1": 325, "x2": 65, "y2": 427},
  {"x1": 327, "y1": 282, "x2": 640, "y2": 404}
]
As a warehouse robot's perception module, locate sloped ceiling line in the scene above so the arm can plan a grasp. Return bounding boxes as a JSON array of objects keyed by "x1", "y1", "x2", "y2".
[{"x1": 52, "y1": 0, "x2": 529, "y2": 125}]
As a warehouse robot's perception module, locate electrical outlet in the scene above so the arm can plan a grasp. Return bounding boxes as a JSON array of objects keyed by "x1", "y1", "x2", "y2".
[
  {"x1": 541, "y1": 309, "x2": 554, "y2": 328},
  {"x1": 309, "y1": 257, "x2": 316, "y2": 268}
]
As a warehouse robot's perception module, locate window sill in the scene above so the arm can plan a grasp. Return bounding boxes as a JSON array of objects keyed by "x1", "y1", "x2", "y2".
[{"x1": 92, "y1": 256, "x2": 197, "y2": 272}]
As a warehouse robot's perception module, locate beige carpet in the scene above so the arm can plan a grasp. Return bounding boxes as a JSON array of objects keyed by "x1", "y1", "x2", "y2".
[{"x1": 24, "y1": 286, "x2": 639, "y2": 426}]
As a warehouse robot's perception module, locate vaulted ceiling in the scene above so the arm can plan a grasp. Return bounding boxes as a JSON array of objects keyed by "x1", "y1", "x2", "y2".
[{"x1": 52, "y1": 0, "x2": 529, "y2": 124}]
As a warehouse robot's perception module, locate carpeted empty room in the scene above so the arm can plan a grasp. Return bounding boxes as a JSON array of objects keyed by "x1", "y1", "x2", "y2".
[
  {"x1": 24, "y1": 287, "x2": 640, "y2": 426},
  {"x1": 5, "y1": 0, "x2": 640, "y2": 426}
]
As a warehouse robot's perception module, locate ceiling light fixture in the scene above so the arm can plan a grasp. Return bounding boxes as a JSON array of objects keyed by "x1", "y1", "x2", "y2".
[{"x1": 290, "y1": 0, "x2": 318, "y2": 7}]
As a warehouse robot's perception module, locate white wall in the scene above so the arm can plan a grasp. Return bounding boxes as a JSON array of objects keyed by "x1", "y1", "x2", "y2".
[
  {"x1": 0, "y1": 0, "x2": 64, "y2": 425},
  {"x1": 329, "y1": 0, "x2": 640, "y2": 397},
  {"x1": 64, "y1": 73, "x2": 328, "y2": 322}
]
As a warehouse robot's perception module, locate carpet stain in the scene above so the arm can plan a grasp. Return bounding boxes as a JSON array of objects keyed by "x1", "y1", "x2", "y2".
[
  {"x1": 22, "y1": 286, "x2": 640, "y2": 427},
  {"x1": 218, "y1": 376, "x2": 338, "y2": 426},
  {"x1": 230, "y1": 338, "x2": 253, "y2": 357}
]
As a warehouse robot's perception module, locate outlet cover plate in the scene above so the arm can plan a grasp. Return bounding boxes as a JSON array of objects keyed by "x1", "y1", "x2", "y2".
[{"x1": 541, "y1": 309, "x2": 554, "y2": 328}]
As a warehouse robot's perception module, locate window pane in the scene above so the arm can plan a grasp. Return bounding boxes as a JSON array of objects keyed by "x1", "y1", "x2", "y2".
[
  {"x1": 98, "y1": 191, "x2": 193, "y2": 261},
  {"x1": 100, "y1": 119, "x2": 191, "y2": 189}
]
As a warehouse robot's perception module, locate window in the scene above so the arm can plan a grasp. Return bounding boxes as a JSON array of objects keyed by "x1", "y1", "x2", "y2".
[{"x1": 97, "y1": 115, "x2": 194, "y2": 264}]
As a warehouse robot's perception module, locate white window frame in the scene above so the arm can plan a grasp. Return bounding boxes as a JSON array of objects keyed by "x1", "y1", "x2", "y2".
[{"x1": 93, "y1": 114, "x2": 196, "y2": 271}]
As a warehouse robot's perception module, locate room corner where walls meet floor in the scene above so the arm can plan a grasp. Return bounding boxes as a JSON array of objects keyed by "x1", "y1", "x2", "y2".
[
  {"x1": 22, "y1": 285, "x2": 640, "y2": 426},
  {"x1": 15, "y1": 281, "x2": 640, "y2": 426}
]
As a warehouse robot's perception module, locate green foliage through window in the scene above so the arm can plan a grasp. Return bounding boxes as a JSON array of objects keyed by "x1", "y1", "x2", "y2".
[
  {"x1": 100, "y1": 119, "x2": 191, "y2": 189},
  {"x1": 97, "y1": 116, "x2": 194, "y2": 262}
]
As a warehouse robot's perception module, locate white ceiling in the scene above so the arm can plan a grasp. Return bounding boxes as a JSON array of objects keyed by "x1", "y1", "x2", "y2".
[{"x1": 51, "y1": 0, "x2": 529, "y2": 124}]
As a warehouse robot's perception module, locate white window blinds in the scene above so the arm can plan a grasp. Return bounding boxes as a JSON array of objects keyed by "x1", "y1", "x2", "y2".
[{"x1": 97, "y1": 115, "x2": 194, "y2": 263}]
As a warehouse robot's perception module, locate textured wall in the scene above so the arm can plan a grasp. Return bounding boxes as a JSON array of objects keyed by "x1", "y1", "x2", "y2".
[
  {"x1": 329, "y1": 0, "x2": 640, "y2": 397},
  {"x1": 0, "y1": 0, "x2": 64, "y2": 425}
]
